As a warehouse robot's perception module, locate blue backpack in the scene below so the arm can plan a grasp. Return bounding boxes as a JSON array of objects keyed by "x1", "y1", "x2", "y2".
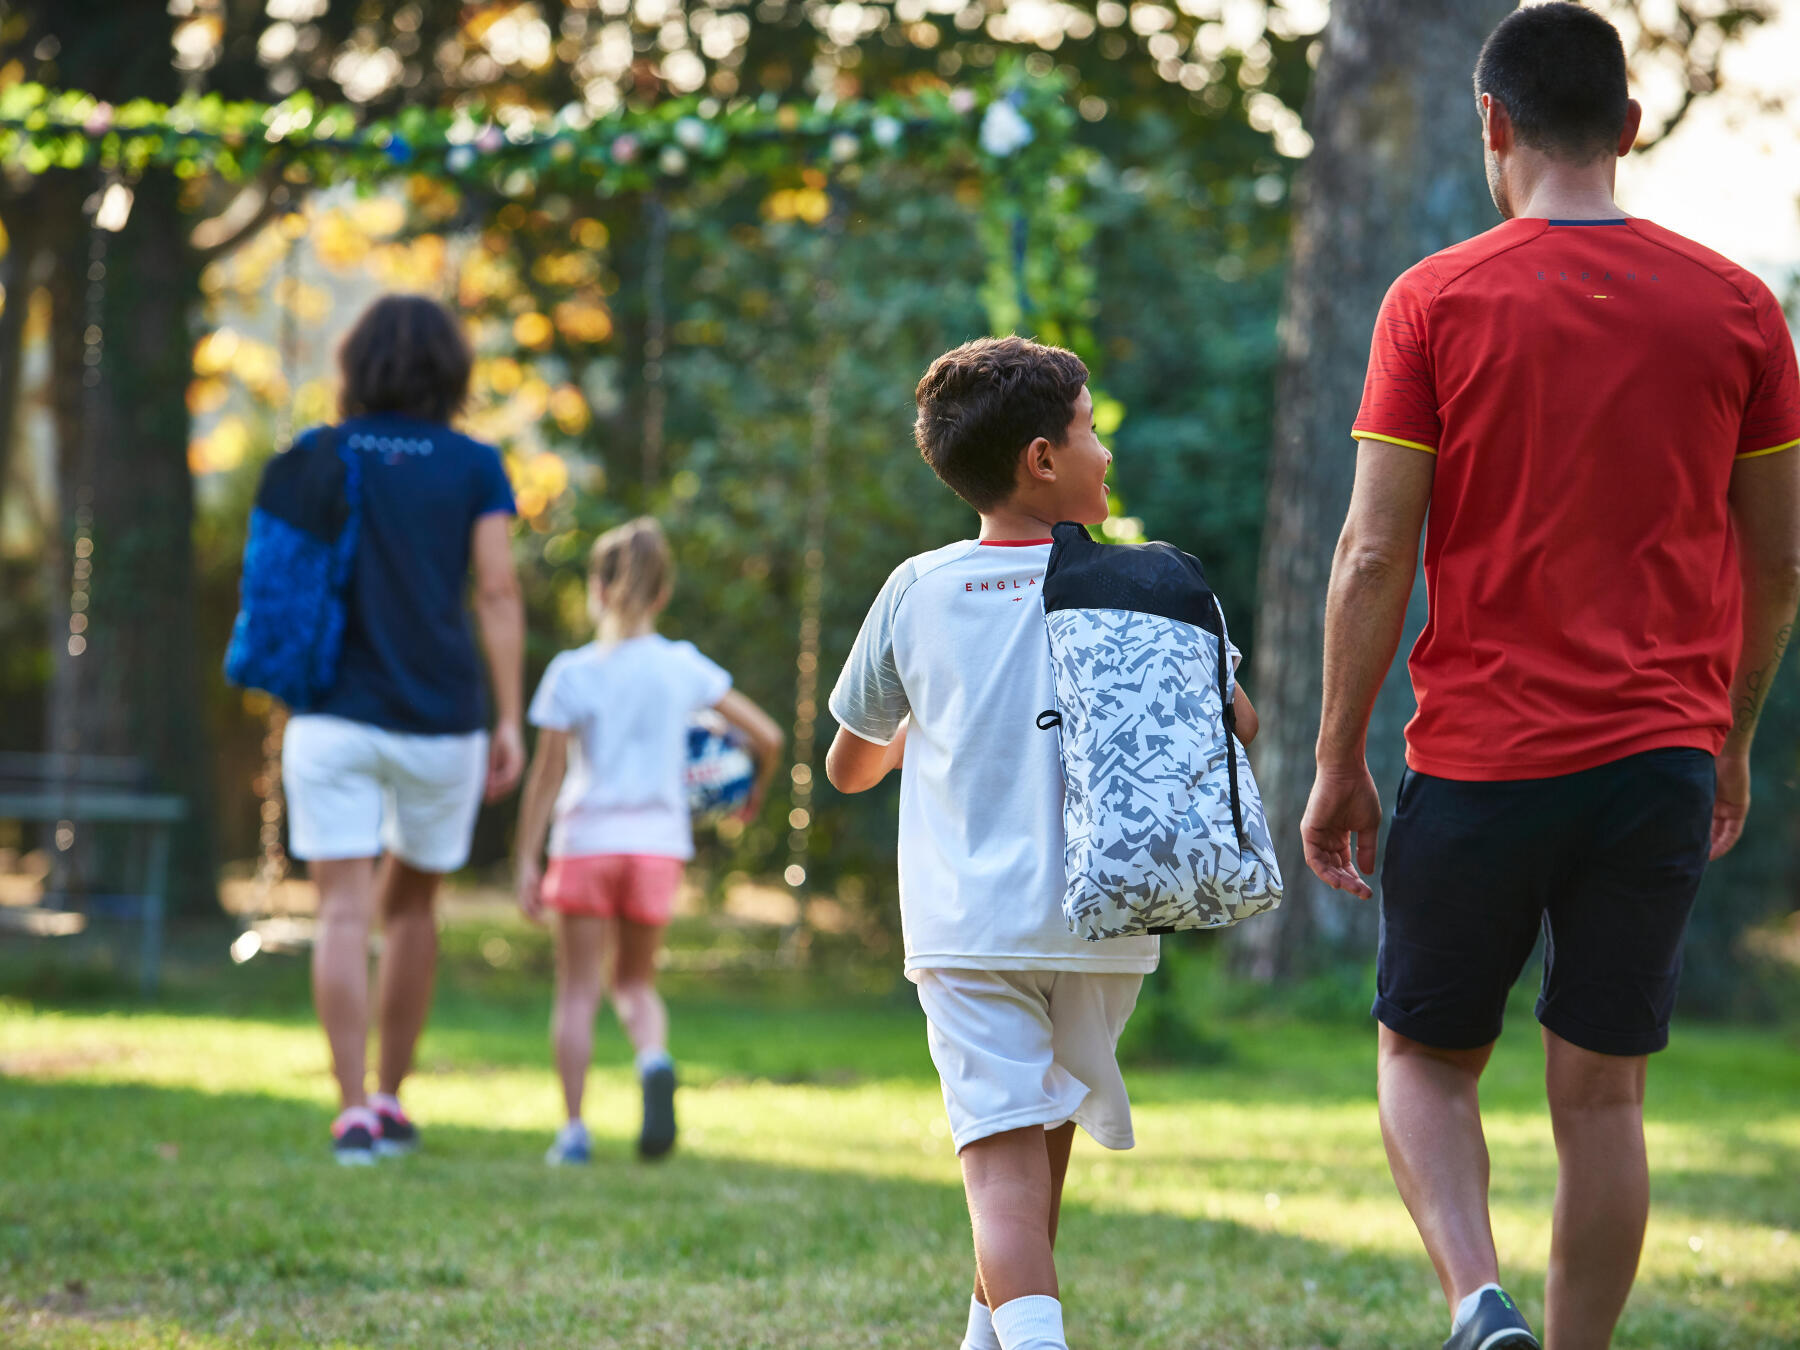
[{"x1": 223, "y1": 427, "x2": 361, "y2": 709}]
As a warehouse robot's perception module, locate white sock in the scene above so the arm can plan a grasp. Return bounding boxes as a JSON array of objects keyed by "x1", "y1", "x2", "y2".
[
  {"x1": 991, "y1": 1295, "x2": 1066, "y2": 1350},
  {"x1": 370, "y1": 1091, "x2": 402, "y2": 1115},
  {"x1": 960, "y1": 1297, "x2": 1002, "y2": 1350},
  {"x1": 1453, "y1": 1283, "x2": 1502, "y2": 1333},
  {"x1": 556, "y1": 1119, "x2": 588, "y2": 1143},
  {"x1": 636, "y1": 1047, "x2": 673, "y2": 1076}
]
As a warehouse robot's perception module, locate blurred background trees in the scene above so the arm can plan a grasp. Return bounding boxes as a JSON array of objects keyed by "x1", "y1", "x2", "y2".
[{"x1": 0, "y1": 0, "x2": 1792, "y2": 1017}]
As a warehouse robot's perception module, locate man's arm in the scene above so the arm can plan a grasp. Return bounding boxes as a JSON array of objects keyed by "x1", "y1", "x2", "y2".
[
  {"x1": 826, "y1": 720, "x2": 908, "y2": 794},
  {"x1": 1713, "y1": 450, "x2": 1800, "y2": 858},
  {"x1": 1301, "y1": 440, "x2": 1435, "y2": 899},
  {"x1": 471, "y1": 511, "x2": 526, "y2": 800}
]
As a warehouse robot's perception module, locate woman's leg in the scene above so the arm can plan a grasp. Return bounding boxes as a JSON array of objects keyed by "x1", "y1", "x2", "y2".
[
  {"x1": 310, "y1": 856, "x2": 378, "y2": 1109},
  {"x1": 552, "y1": 913, "x2": 608, "y2": 1121},
  {"x1": 375, "y1": 857, "x2": 445, "y2": 1098}
]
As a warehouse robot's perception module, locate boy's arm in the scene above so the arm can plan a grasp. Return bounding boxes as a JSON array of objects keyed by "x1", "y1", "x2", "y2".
[
  {"x1": 826, "y1": 719, "x2": 908, "y2": 794},
  {"x1": 713, "y1": 688, "x2": 786, "y2": 821},
  {"x1": 513, "y1": 729, "x2": 569, "y2": 923},
  {"x1": 1232, "y1": 686, "x2": 1258, "y2": 746}
]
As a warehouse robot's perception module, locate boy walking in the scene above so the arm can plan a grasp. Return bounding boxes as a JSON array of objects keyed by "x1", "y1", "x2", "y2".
[{"x1": 828, "y1": 337, "x2": 1168, "y2": 1350}]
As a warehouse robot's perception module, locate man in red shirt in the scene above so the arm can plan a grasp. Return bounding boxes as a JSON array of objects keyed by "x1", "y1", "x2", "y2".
[{"x1": 1302, "y1": 6, "x2": 1800, "y2": 1350}]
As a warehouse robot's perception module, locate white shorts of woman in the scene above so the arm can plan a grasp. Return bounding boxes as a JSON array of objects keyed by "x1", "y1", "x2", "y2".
[
  {"x1": 282, "y1": 714, "x2": 488, "y2": 872},
  {"x1": 914, "y1": 969, "x2": 1144, "y2": 1152}
]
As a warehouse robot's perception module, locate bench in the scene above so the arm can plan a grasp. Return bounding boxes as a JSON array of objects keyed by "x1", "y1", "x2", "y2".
[{"x1": 0, "y1": 752, "x2": 187, "y2": 995}]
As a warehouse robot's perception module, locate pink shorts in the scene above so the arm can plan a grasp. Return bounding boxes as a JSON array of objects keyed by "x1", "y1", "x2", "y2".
[{"x1": 542, "y1": 854, "x2": 684, "y2": 926}]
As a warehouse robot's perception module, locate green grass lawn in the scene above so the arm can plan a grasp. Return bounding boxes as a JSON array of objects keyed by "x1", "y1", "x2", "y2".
[{"x1": 2, "y1": 921, "x2": 1797, "y2": 1349}]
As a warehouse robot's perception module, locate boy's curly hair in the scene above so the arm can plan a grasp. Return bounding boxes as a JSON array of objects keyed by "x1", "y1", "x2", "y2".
[{"x1": 914, "y1": 336, "x2": 1088, "y2": 512}]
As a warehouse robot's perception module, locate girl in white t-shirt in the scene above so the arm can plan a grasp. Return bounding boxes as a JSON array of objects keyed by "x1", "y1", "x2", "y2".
[{"x1": 515, "y1": 517, "x2": 783, "y2": 1163}]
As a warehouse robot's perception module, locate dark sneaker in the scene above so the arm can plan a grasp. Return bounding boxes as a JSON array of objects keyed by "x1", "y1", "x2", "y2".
[
  {"x1": 372, "y1": 1097, "x2": 418, "y2": 1157},
  {"x1": 331, "y1": 1108, "x2": 378, "y2": 1167},
  {"x1": 638, "y1": 1062, "x2": 677, "y2": 1159},
  {"x1": 1443, "y1": 1288, "x2": 1539, "y2": 1350},
  {"x1": 546, "y1": 1121, "x2": 591, "y2": 1166}
]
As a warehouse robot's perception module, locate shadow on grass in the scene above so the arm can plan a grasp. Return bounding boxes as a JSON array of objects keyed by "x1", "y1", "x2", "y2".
[{"x1": 1, "y1": 1077, "x2": 1796, "y2": 1350}]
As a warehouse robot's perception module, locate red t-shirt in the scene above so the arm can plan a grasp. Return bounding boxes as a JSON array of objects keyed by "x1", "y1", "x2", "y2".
[{"x1": 1353, "y1": 217, "x2": 1800, "y2": 781}]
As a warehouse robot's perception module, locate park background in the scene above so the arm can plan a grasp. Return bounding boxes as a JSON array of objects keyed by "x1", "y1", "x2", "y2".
[{"x1": 1, "y1": 2, "x2": 1797, "y2": 1347}]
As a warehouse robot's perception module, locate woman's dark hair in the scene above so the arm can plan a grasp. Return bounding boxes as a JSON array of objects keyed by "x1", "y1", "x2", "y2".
[
  {"x1": 1474, "y1": 3, "x2": 1630, "y2": 163},
  {"x1": 914, "y1": 336, "x2": 1089, "y2": 512},
  {"x1": 338, "y1": 294, "x2": 473, "y2": 424}
]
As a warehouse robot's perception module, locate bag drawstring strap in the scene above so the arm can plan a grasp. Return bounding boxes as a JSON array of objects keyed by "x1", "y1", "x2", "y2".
[{"x1": 1215, "y1": 596, "x2": 1245, "y2": 849}]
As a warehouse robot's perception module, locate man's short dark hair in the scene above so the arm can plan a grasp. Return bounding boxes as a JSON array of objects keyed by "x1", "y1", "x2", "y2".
[
  {"x1": 1474, "y1": 3, "x2": 1630, "y2": 162},
  {"x1": 338, "y1": 294, "x2": 473, "y2": 424},
  {"x1": 914, "y1": 336, "x2": 1088, "y2": 512}
]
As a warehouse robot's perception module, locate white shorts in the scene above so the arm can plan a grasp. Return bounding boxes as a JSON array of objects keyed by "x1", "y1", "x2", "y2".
[
  {"x1": 282, "y1": 714, "x2": 488, "y2": 872},
  {"x1": 915, "y1": 968, "x2": 1143, "y2": 1153}
]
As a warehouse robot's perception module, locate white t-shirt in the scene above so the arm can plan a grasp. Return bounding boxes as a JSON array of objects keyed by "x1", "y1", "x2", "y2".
[
  {"x1": 528, "y1": 635, "x2": 732, "y2": 860},
  {"x1": 829, "y1": 539, "x2": 1160, "y2": 980}
]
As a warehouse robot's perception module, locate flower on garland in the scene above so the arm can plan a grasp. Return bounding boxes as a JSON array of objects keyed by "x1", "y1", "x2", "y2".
[
  {"x1": 674, "y1": 116, "x2": 708, "y2": 151},
  {"x1": 829, "y1": 132, "x2": 859, "y2": 163},
  {"x1": 475, "y1": 124, "x2": 505, "y2": 154},
  {"x1": 445, "y1": 144, "x2": 475, "y2": 173},
  {"x1": 611, "y1": 133, "x2": 640, "y2": 164},
  {"x1": 659, "y1": 145, "x2": 687, "y2": 175},
  {"x1": 83, "y1": 102, "x2": 114, "y2": 137},
  {"x1": 979, "y1": 100, "x2": 1033, "y2": 157},
  {"x1": 871, "y1": 115, "x2": 903, "y2": 149}
]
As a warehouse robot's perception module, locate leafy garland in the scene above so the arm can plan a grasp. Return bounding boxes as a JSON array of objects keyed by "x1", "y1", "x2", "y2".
[
  {"x1": 0, "y1": 68, "x2": 1066, "y2": 196},
  {"x1": 0, "y1": 64, "x2": 1094, "y2": 344}
]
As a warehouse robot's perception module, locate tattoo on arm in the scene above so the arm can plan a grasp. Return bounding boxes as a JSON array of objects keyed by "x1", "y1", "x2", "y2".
[{"x1": 1733, "y1": 622, "x2": 1792, "y2": 735}]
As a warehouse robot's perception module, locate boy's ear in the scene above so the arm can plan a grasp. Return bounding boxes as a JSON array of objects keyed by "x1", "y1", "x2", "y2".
[{"x1": 1022, "y1": 435, "x2": 1057, "y2": 485}]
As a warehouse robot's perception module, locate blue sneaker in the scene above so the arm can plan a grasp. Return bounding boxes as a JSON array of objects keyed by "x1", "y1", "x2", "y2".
[
  {"x1": 546, "y1": 1121, "x2": 591, "y2": 1166},
  {"x1": 1444, "y1": 1288, "x2": 1539, "y2": 1350}
]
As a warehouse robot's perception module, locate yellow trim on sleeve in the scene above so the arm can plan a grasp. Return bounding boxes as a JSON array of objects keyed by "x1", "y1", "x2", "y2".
[
  {"x1": 1352, "y1": 429, "x2": 1439, "y2": 455},
  {"x1": 1736, "y1": 437, "x2": 1800, "y2": 460}
]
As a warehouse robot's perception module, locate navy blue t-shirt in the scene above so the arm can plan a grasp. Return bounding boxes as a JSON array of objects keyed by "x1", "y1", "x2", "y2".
[{"x1": 310, "y1": 414, "x2": 516, "y2": 735}]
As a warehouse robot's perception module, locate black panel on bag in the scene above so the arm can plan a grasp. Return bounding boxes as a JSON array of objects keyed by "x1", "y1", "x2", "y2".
[
  {"x1": 255, "y1": 427, "x2": 350, "y2": 541},
  {"x1": 1041, "y1": 520, "x2": 1223, "y2": 635}
]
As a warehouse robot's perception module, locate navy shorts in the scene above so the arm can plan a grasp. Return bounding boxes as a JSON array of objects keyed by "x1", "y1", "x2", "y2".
[{"x1": 1374, "y1": 747, "x2": 1715, "y2": 1057}]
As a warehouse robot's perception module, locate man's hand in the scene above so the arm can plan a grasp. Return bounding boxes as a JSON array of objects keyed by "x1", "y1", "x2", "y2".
[
  {"x1": 486, "y1": 720, "x2": 525, "y2": 801},
  {"x1": 516, "y1": 856, "x2": 545, "y2": 925},
  {"x1": 1710, "y1": 749, "x2": 1750, "y2": 860},
  {"x1": 1301, "y1": 763, "x2": 1383, "y2": 900}
]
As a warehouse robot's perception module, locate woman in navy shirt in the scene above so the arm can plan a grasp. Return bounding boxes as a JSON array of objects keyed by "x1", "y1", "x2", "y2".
[{"x1": 281, "y1": 295, "x2": 525, "y2": 1163}]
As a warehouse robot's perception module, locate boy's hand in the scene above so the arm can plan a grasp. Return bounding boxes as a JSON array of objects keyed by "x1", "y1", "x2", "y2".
[
  {"x1": 516, "y1": 857, "x2": 545, "y2": 925},
  {"x1": 1301, "y1": 762, "x2": 1382, "y2": 900}
]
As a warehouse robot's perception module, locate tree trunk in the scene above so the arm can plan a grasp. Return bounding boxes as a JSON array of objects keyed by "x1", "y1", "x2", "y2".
[
  {"x1": 1234, "y1": 0, "x2": 1514, "y2": 979},
  {"x1": 41, "y1": 169, "x2": 218, "y2": 912},
  {"x1": 24, "y1": 1, "x2": 222, "y2": 912}
]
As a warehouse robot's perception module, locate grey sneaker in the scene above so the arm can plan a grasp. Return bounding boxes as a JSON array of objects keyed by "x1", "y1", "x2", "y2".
[
  {"x1": 1443, "y1": 1289, "x2": 1539, "y2": 1350},
  {"x1": 638, "y1": 1062, "x2": 677, "y2": 1159}
]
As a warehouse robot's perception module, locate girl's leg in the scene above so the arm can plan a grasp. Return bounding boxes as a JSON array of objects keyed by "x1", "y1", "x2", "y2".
[
  {"x1": 310, "y1": 856, "x2": 379, "y2": 1109},
  {"x1": 552, "y1": 913, "x2": 608, "y2": 1121},
  {"x1": 609, "y1": 919, "x2": 669, "y2": 1058}
]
